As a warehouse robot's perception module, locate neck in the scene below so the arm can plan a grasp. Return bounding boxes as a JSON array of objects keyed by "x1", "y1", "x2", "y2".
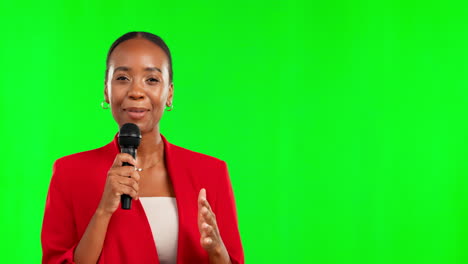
[{"x1": 134, "y1": 127, "x2": 164, "y2": 169}]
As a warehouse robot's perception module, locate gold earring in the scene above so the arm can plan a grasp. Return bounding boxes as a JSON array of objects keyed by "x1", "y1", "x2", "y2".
[
  {"x1": 101, "y1": 100, "x2": 109, "y2": 109},
  {"x1": 165, "y1": 103, "x2": 173, "y2": 111}
]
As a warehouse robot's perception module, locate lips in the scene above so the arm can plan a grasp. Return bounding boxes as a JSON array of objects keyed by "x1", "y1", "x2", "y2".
[{"x1": 124, "y1": 107, "x2": 149, "y2": 120}]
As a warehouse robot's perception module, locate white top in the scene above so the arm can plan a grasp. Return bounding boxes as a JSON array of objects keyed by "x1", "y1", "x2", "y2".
[{"x1": 139, "y1": 197, "x2": 179, "y2": 264}]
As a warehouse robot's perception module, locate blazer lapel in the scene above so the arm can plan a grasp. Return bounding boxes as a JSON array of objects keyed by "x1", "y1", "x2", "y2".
[
  {"x1": 107, "y1": 134, "x2": 160, "y2": 263},
  {"x1": 162, "y1": 134, "x2": 206, "y2": 263}
]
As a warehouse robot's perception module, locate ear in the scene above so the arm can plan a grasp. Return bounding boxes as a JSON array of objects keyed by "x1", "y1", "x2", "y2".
[
  {"x1": 104, "y1": 82, "x2": 110, "y2": 103},
  {"x1": 166, "y1": 82, "x2": 174, "y2": 106}
]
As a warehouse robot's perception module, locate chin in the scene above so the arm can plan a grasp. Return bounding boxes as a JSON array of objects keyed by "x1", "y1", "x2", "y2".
[
  {"x1": 133, "y1": 122, "x2": 158, "y2": 135},
  {"x1": 116, "y1": 117, "x2": 159, "y2": 133}
]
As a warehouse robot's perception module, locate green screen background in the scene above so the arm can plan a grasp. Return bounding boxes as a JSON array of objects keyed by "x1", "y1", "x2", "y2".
[{"x1": 1, "y1": 0, "x2": 467, "y2": 263}]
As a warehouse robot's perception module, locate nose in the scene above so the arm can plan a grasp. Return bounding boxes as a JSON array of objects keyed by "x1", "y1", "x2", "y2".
[{"x1": 127, "y1": 83, "x2": 145, "y2": 100}]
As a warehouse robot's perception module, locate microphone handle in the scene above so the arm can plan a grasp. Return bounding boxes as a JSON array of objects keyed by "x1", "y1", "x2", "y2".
[{"x1": 121, "y1": 147, "x2": 137, "y2": 210}]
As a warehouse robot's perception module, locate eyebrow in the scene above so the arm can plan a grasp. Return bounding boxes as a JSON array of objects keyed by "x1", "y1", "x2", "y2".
[{"x1": 114, "y1": 66, "x2": 162, "y2": 73}]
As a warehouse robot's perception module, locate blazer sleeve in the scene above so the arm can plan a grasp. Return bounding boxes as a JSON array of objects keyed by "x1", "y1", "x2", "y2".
[
  {"x1": 41, "y1": 158, "x2": 78, "y2": 264},
  {"x1": 214, "y1": 161, "x2": 244, "y2": 264}
]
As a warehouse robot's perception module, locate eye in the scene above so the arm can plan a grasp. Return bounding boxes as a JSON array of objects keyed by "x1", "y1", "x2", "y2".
[
  {"x1": 116, "y1": 76, "x2": 128, "y2": 81},
  {"x1": 148, "y1": 77, "x2": 160, "y2": 83}
]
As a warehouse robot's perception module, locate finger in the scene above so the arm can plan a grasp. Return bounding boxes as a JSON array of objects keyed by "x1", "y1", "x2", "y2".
[
  {"x1": 198, "y1": 188, "x2": 206, "y2": 227},
  {"x1": 200, "y1": 205, "x2": 217, "y2": 227},
  {"x1": 121, "y1": 169, "x2": 141, "y2": 180},
  {"x1": 198, "y1": 188, "x2": 213, "y2": 212},
  {"x1": 199, "y1": 218, "x2": 218, "y2": 250},
  {"x1": 198, "y1": 188, "x2": 205, "y2": 209},
  {"x1": 115, "y1": 184, "x2": 138, "y2": 200},
  {"x1": 198, "y1": 205, "x2": 204, "y2": 229},
  {"x1": 200, "y1": 197, "x2": 213, "y2": 212},
  {"x1": 112, "y1": 166, "x2": 137, "y2": 178},
  {"x1": 198, "y1": 188, "x2": 208, "y2": 206},
  {"x1": 131, "y1": 171, "x2": 141, "y2": 182},
  {"x1": 200, "y1": 236, "x2": 213, "y2": 248},
  {"x1": 112, "y1": 153, "x2": 137, "y2": 168},
  {"x1": 117, "y1": 177, "x2": 139, "y2": 193},
  {"x1": 201, "y1": 222, "x2": 215, "y2": 238},
  {"x1": 199, "y1": 222, "x2": 213, "y2": 241}
]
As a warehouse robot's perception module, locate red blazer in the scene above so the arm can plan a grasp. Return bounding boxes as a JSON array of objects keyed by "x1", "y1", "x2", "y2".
[{"x1": 41, "y1": 133, "x2": 244, "y2": 264}]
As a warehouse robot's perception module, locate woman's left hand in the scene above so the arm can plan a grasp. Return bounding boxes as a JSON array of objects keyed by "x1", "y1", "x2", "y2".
[{"x1": 198, "y1": 188, "x2": 228, "y2": 257}]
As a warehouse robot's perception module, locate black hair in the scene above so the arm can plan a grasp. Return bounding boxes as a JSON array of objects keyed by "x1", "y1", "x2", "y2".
[{"x1": 105, "y1": 31, "x2": 173, "y2": 82}]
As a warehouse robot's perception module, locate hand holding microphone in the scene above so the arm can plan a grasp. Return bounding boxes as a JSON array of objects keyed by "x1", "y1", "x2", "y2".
[
  {"x1": 97, "y1": 123, "x2": 141, "y2": 215},
  {"x1": 97, "y1": 153, "x2": 141, "y2": 215}
]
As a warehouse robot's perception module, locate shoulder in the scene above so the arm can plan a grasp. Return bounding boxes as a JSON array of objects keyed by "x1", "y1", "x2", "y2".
[
  {"x1": 168, "y1": 143, "x2": 227, "y2": 169},
  {"x1": 53, "y1": 142, "x2": 113, "y2": 171},
  {"x1": 49, "y1": 143, "x2": 114, "y2": 191},
  {"x1": 167, "y1": 142, "x2": 234, "y2": 205}
]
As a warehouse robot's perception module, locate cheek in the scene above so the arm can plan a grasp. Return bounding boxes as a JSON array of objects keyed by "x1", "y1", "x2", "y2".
[
  {"x1": 149, "y1": 89, "x2": 168, "y2": 107},
  {"x1": 107, "y1": 86, "x2": 125, "y2": 120},
  {"x1": 149, "y1": 98, "x2": 166, "y2": 117},
  {"x1": 108, "y1": 85, "x2": 126, "y2": 104},
  {"x1": 149, "y1": 96, "x2": 168, "y2": 120}
]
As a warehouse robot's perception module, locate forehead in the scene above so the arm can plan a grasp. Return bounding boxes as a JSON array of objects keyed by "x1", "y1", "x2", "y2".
[{"x1": 108, "y1": 38, "x2": 169, "y2": 70}]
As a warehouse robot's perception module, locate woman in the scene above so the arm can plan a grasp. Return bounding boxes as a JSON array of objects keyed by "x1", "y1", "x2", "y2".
[{"x1": 41, "y1": 32, "x2": 244, "y2": 264}]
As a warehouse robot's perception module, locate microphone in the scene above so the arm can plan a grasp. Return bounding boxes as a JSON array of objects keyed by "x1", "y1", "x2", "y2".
[{"x1": 118, "y1": 123, "x2": 141, "y2": 210}]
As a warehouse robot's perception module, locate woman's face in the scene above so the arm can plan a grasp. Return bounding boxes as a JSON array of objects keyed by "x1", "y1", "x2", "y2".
[{"x1": 105, "y1": 38, "x2": 173, "y2": 134}]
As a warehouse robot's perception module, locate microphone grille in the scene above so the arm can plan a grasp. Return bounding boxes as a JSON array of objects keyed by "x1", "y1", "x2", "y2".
[{"x1": 118, "y1": 123, "x2": 141, "y2": 147}]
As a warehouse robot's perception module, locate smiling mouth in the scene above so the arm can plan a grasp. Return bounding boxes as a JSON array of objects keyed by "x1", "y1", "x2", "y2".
[
  {"x1": 127, "y1": 109, "x2": 146, "y2": 113},
  {"x1": 124, "y1": 107, "x2": 149, "y2": 112},
  {"x1": 124, "y1": 108, "x2": 149, "y2": 119}
]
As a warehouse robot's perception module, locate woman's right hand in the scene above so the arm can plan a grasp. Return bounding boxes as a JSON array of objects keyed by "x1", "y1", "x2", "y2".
[{"x1": 97, "y1": 153, "x2": 141, "y2": 215}]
